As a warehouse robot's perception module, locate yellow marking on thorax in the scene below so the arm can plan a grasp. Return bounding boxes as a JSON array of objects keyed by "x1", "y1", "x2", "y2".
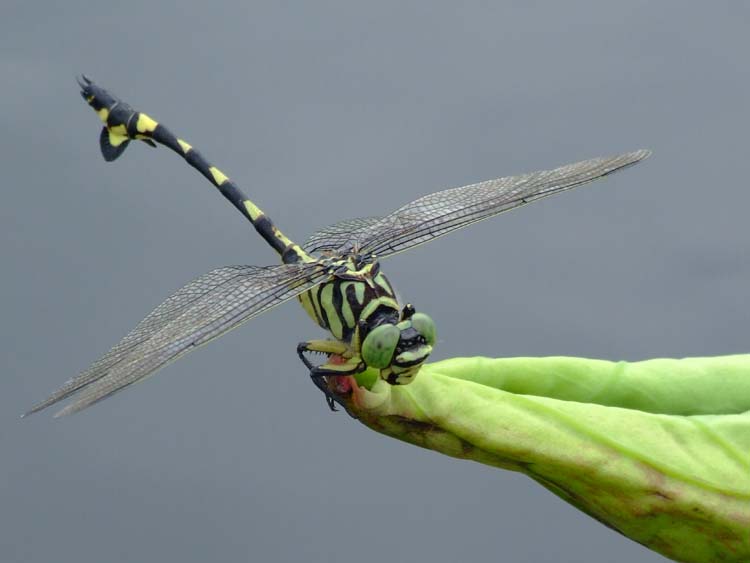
[
  {"x1": 353, "y1": 283, "x2": 365, "y2": 305},
  {"x1": 96, "y1": 108, "x2": 109, "y2": 123},
  {"x1": 360, "y1": 295, "x2": 399, "y2": 321},
  {"x1": 136, "y1": 113, "x2": 159, "y2": 134},
  {"x1": 339, "y1": 282, "x2": 356, "y2": 328},
  {"x1": 209, "y1": 166, "x2": 229, "y2": 186},
  {"x1": 298, "y1": 291, "x2": 316, "y2": 322},
  {"x1": 310, "y1": 286, "x2": 325, "y2": 323},
  {"x1": 349, "y1": 261, "x2": 383, "y2": 290},
  {"x1": 362, "y1": 263, "x2": 378, "y2": 288},
  {"x1": 320, "y1": 284, "x2": 343, "y2": 339},
  {"x1": 374, "y1": 273, "x2": 393, "y2": 294},
  {"x1": 177, "y1": 139, "x2": 193, "y2": 154}
]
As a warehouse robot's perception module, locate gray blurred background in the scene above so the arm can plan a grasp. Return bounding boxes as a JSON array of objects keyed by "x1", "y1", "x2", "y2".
[{"x1": 3, "y1": 2, "x2": 748, "y2": 562}]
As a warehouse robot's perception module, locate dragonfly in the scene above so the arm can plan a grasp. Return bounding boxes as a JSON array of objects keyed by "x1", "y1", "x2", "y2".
[{"x1": 24, "y1": 76, "x2": 650, "y2": 417}]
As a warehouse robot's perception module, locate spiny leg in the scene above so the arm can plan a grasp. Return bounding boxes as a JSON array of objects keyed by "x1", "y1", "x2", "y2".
[
  {"x1": 296, "y1": 339, "x2": 349, "y2": 369},
  {"x1": 311, "y1": 362, "x2": 366, "y2": 412},
  {"x1": 297, "y1": 340, "x2": 363, "y2": 411}
]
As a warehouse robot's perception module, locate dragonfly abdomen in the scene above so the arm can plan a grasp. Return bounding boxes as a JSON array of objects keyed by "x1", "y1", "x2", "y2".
[{"x1": 77, "y1": 76, "x2": 311, "y2": 266}]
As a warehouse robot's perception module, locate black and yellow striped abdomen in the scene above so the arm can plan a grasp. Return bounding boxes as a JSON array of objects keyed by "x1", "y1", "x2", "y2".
[
  {"x1": 78, "y1": 76, "x2": 311, "y2": 266},
  {"x1": 298, "y1": 263, "x2": 399, "y2": 343}
]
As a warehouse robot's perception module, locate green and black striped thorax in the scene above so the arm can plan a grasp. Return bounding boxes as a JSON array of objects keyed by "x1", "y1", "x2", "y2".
[{"x1": 298, "y1": 254, "x2": 399, "y2": 345}]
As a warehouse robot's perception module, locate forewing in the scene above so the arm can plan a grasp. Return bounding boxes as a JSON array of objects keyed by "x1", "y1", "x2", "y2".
[
  {"x1": 323, "y1": 150, "x2": 649, "y2": 258},
  {"x1": 25, "y1": 263, "x2": 328, "y2": 417}
]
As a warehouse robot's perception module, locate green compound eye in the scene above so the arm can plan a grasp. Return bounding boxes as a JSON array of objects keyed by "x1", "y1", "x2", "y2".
[
  {"x1": 362, "y1": 324, "x2": 400, "y2": 369},
  {"x1": 410, "y1": 313, "x2": 436, "y2": 346}
]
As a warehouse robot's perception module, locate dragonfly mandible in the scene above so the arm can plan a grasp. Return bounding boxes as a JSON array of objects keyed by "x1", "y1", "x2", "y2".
[{"x1": 24, "y1": 76, "x2": 650, "y2": 417}]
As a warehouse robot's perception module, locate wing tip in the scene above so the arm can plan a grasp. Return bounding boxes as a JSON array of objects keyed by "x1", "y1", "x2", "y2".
[
  {"x1": 21, "y1": 401, "x2": 60, "y2": 419},
  {"x1": 20, "y1": 408, "x2": 69, "y2": 419},
  {"x1": 603, "y1": 148, "x2": 652, "y2": 175},
  {"x1": 23, "y1": 396, "x2": 87, "y2": 418},
  {"x1": 21, "y1": 401, "x2": 50, "y2": 419},
  {"x1": 631, "y1": 148, "x2": 652, "y2": 161},
  {"x1": 22, "y1": 377, "x2": 89, "y2": 418}
]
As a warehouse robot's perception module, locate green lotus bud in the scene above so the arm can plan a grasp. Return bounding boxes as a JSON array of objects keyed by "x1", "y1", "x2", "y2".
[{"x1": 347, "y1": 355, "x2": 750, "y2": 562}]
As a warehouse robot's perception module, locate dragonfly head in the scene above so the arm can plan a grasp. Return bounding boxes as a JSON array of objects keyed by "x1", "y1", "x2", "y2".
[{"x1": 361, "y1": 306, "x2": 435, "y2": 385}]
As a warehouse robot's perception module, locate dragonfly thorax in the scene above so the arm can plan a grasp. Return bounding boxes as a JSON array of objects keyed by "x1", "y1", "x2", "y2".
[
  {"x1": 297, "y1": 256, "x2": 400, "y2": 344},
  {"x1": 299, "y1": 254, "x2": 436, "y2": 386}
]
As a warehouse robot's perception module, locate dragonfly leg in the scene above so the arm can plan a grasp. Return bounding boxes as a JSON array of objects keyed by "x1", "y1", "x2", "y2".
[
  {"x1": 310, "y1": 372, "x2": 340, "y2": 412},
  {"x1": 309, "y1": 361, "x2": 366, "y2": 411},
  {"x1": 296, "y1": 339, "x2": 349, "y2": 370},
  {"x1": 298, "y1": 340, "x2": 364, "y2": 411}
]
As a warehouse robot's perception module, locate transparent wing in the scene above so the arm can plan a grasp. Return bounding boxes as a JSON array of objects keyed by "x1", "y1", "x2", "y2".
[
  {"x1": 305, "y1": 150, "x2": 650, "y2": 258},
  {"x1": 25, "y1": 263, "x2": 328, "y2": 417},
  {"x1": 303, "y1": 216, "x2": 382, "y2": 254}
]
